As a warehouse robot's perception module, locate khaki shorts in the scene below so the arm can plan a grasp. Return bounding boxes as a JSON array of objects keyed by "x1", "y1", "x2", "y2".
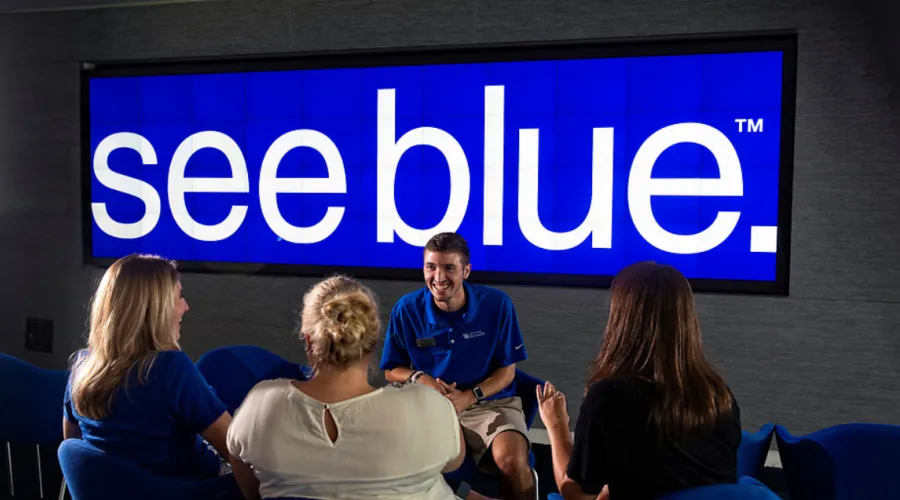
[{"x1": 458, "y1": 396, "x2": 530, "y2": 472}]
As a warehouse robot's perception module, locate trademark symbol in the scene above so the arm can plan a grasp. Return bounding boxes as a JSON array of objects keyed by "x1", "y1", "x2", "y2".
[{"x1": 735, "y1": 118, "x2": 763, "y2": 133}]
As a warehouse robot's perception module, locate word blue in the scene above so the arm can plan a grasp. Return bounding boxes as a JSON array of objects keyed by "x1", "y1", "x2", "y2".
[{"x1": 87, "y1": 51, "x2": 785, "y2": 282}]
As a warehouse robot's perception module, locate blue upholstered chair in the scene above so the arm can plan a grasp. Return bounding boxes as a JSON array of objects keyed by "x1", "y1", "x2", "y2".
[
  {"x1": 0, "y1": 353, "x2": 67, "y2": 498},
  {"x1": 655, "y1": 477, "x2": 781, "y2": 499},
  {"x1": 737, "y1": 423, "x2": 775, "y2": 479},
  {"x1": 776, "y1": 422, "x2": 900, "y2": 500},
  {"x1": 442, "y1": 369, "x2": 544, "y2": 499},
  {"x1": 58, "y1": 438, "x2": 242, "y2": 500},
  {"x1": 547, "y1": 477, "x2": 779, "y2": 500},
  {"x1": 195, "y1": 345, "x2": 311, "y2": 414}
]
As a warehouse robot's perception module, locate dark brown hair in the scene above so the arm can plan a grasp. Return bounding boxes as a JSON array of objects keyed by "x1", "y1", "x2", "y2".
[
  {"x1": 424, "y1": 232, "x2": 470, "y2": 266},
  {"x1": 587, "y1": 262, "x2": 733, "y2": 441}
]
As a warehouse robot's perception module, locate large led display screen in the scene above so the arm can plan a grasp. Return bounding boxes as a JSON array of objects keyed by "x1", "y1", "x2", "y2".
[{"x1": 82, "y1": 35, "x2": 797, "y2": 294}]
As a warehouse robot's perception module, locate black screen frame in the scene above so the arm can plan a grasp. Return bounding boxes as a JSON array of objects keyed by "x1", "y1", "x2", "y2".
[{"x1": 80, "y1": 31, "x2": 798, "y2": 295}]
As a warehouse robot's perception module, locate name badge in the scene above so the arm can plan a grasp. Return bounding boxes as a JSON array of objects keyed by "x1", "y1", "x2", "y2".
[{"x1": 416, "y1": 337, "x2": 437, "y2": 347}]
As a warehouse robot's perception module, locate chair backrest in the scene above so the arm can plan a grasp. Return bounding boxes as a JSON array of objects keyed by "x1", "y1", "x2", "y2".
[
  {"x1": 58, "y1": 438, "x2": 241, "y2": 500},
  {"x1": 0, "y1": 353, "x2": 67, "y2": 444},
  {"x1": 737, "y1": 423, "x2": 775, "y2": 479},
  {"x1": 196, "y1": 345, "x2": 309, "y2": 414},
  {"x1": 655, "y1": 476, "x2": 781, "y2": 499},
  {"x1": 513, "y1": 369, "x2": 545, "y2": 429},
  {"x1": 776, "y1": 423, "x2": 900, "y2": 500}
]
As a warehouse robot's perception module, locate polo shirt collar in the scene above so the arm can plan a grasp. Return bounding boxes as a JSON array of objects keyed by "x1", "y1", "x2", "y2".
[{"x1": 425, "y1": 281, "x2": 478, "y2": 325}]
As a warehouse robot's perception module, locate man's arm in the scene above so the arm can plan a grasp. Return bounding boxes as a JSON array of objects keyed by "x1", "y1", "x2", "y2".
[
  {"x1": 381, "y1": 304, "x2": 450, "y2": 394},
  {"x1": 386, "y1": 366, "x2": 450, "y2": 395},
  {"x1": 456, "y1": 294, "x2": 526, "y2": 398},
  {"x1": 471, "y1": 363, "x2": 516, "y2": 398},
  {"x1": 384, "y1": 366, "x2": 415, "y2": 384},
  {"x1": 443, "y1": 295, "x2": 528, "y2": 411},
  {"x1": 381, "y1": 305, "x2": 415, "y2": 383}
]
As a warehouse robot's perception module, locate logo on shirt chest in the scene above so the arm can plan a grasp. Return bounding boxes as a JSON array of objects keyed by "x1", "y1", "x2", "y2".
[{"x1": 461, "y1": 330, "x2": 487, "y2": 340}]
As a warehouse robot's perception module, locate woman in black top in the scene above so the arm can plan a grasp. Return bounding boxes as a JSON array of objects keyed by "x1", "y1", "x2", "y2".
[{"x1": 537, "y1": 262, "x2": 741, "y2": 500}]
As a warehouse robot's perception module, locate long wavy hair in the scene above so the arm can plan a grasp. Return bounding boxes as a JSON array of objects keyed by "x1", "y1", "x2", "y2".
[
  {"x1": 586, "y1": 262, "x2": 733, "y2": 441},
  {"x1": 70, "y1": 254, "x2": 181, "y2": 420}
]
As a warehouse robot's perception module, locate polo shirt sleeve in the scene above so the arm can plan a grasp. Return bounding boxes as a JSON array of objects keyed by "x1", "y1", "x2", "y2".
[
  {"x1": 567, "y1": 382, "x2": 611, "y2": 495},
  {"x1": 491, "y1": 296, "x2": 528, "y2": 368},
  {"x1": 165, "y1": 352, "x2": 229, "y2": 433},
  {"x1": 379, "y1": 303, "x2": 412, "y2": 371}
]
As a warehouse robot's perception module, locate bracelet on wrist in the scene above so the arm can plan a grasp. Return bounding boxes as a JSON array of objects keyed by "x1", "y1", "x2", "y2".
[{"x1": 408, "y1": 370, "x2": 425, "y2": 384}]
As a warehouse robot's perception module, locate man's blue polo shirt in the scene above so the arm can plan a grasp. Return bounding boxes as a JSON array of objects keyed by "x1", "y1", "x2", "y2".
[{"x1": 380, "y1": 281, "x2": 528, "y2": 401}]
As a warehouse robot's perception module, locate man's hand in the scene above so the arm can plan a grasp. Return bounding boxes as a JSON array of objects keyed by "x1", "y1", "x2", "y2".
[
  {"x1": 416, "y1": 373, "x2": 450, "y2": 395},
  {"x1": 437, "y1": 379, "x2": 477, "y2": 414},
  {"x1": 436, "y1": 378, "x2": 456, "y2": 394}
]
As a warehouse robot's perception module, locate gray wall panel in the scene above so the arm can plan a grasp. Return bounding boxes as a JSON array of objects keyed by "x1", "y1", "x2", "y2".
[
  {"x1": 0, "y1": 1, "x2": 291, "y2": 63},
  {"x1": 288, "y1": 0, "x2": 475, "y2": 51}
]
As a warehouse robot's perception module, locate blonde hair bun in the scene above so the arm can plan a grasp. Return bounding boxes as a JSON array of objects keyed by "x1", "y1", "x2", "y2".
[
  {"x1": 301, "y1": 275, "x2": 381, "y2": 369},
  {"x1": 318, "y1": 291, "x2": 375, "y2": 346}
]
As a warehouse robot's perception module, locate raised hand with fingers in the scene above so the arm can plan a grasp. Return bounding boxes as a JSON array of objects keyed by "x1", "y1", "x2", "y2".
[{"x1": 536, "y1": 381, "x2": 570, "y2": 431}]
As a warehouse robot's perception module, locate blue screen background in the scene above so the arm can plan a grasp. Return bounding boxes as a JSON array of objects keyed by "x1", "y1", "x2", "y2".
[{"x1": 88, "y1": 51, "x2": 785, "y2": 281}]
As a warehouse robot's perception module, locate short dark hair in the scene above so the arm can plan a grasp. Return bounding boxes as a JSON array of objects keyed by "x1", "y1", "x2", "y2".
[{"x1": 424, "y1": 232, "x2": 470, "y2": 265}]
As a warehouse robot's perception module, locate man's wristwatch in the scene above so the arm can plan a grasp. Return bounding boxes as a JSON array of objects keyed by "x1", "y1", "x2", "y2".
[
  {"x1": 472, "y1": 386, "x2": 485, "y2": 402},
  {"x1": 408, "y1": 370, "x2": 425, "y2": 384}
]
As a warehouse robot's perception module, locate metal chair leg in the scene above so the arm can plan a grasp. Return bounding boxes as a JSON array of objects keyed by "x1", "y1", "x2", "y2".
[
  {"x1": 36, "y1": 444, "x2": 45, "y2": 498},
  {"x1": 58, "y1": 477, "x2": 67, "y2": 500},
  {"x1": 5, "y1": 442, "x2": 13, "y2": 497}
]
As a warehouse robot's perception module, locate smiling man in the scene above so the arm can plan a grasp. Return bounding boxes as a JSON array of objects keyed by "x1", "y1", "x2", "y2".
[{"x1": 381, "y1": 232, "x2": 534, "y2": 500}]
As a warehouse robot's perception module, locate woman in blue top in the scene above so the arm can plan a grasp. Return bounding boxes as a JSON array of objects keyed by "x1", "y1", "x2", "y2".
[{"x1": 62, "y1": 254, "x2": 234, "y2": 479}]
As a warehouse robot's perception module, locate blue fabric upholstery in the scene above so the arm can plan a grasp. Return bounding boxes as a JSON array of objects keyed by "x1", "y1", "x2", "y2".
[
  {"x1": 737, "y1": 423, "x2": 775, "y2": 479},
  {"x1": 58, "y1": 438, "x2": 242, "y2": 500},
  {"x1": 776, "y1": 422, "x2": 900, "y2": 500},
  {"x1": 515, "y1": 369, "x2": 543, "y2": 430},
  {"x1": 655, "y1": 476, "x2": 781, "y2": 499},
  {"x1": 0, "y1": 353, "x2": 67, "y2": 444},
  {"x1": 0, "y1": 354, "x2": 68, "y2": 498},
  {"x1": 195, "y1": 345, "x2": 310, "y2": 414},
  {"x1": 547, "y1": 477, "x2": 779, "y2": 500},
  {"x1": 442, "y1": 369, "x2": 544, "y2": 497}
]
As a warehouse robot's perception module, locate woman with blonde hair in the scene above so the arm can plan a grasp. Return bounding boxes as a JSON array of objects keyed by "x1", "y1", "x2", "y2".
[
  {"x1": 537, "y1": 262, "x2": 741, "y2": 500},
  {"x1": 63, "y1": 254, "x2": 234, "y2": 479},
  {"x1": 227, "y1": 275, "x2": 492, "y2": 500}
]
